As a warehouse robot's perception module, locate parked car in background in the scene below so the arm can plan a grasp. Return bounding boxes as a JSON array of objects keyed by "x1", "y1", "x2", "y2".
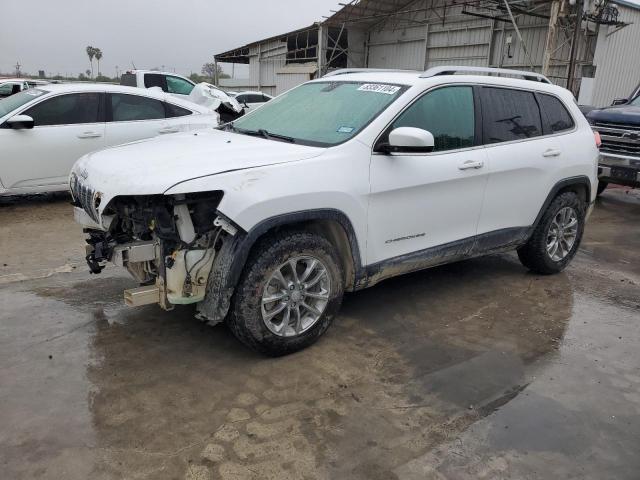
[
  {"x1": 233, "y1": 91, "x2": 273, "y2": 112},
  {"x1": 71, "y1": 66, "x2": 598, "y2": 356},
  {"x1": 0, "y1": 83, "x2": 219, "y2": 195},
  {"x1": 0, "y1": 79, "x2": 30, "y2": 98},
  {"x1": 120, "y1": 70, "x2": 196, "y2": 98},
  {"x1": 587, "y1": 89, "x2": 640, "y2": 194},
  {"x1": 121, "y1": 70, "x2": 244, "y2": 122}
]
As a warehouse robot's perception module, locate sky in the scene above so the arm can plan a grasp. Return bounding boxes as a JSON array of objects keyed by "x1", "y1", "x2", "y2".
[{"x1": 0, "y1": 0, "x2": 341, "y2": 78}]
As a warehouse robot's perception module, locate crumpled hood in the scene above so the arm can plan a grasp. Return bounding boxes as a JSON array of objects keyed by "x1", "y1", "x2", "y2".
[
  {"x1": 72, "y1": 128, "x2": 324, "y2": 201},
  {"x1": 587, "y1": 105, "x2": 640, "y2": 126}
]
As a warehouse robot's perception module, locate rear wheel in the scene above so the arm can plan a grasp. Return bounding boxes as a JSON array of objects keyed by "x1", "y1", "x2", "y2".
[
  {"x1": 517, "y1": 192, "x2": 586, "y2": 274},
  {"x1": 228, "y1": 231, "x2": 344, "y2": 356}
]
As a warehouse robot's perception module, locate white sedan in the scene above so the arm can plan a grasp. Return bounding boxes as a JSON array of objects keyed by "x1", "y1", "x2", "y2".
[
  {"x1": 232, "y1": 91, "x2": 273, "y2": 112},
  {"x1": 0, "y1": 83, "x2": 219, "y2": 195}
]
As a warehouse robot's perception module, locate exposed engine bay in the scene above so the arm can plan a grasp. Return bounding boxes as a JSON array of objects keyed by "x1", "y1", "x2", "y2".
[{"x1": 80, "y1": 191, "x2": 236, "y2": 317}]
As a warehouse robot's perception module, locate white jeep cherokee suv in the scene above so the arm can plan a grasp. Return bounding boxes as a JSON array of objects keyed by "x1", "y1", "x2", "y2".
[{"x1": 71, "y1": 66, "x2": 599, "y2": 356}]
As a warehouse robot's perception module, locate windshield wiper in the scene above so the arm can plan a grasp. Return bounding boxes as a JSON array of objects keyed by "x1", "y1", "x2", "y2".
[{"x1": 236, "y1": 127, "x2": 296, "y2": 143}]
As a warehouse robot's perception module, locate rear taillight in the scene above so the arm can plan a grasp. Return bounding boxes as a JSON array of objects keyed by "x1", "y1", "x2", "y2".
[{"x1": 594, "y1": 130, "x2": 602, "y2": 148}]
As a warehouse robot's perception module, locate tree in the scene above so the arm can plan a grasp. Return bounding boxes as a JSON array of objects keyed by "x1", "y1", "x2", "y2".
[
  {"x1": 86, "y1": 46, "x2": 96, "y2": 77},
  {"x1": 94, "y1": 48, "x2": 103, "y2": 77},
  {"x1": 201, "y1": 62, "x2": 229, "y2": 82}
]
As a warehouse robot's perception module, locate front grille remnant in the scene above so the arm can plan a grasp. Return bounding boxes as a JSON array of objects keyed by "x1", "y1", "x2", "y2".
[
  {"x1": 71, "y1": 175, "x2": 99, "y2": 222},
  {"x1": 593, "y1": 122, "x2": 640, "y2": 158}
]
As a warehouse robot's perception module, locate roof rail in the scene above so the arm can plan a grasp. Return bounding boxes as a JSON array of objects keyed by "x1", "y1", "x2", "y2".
[
  {"x1": 323, "y1": 68, "x2": 418, "y2": 77},
  {"x1": 420, "y1": 66, "x2": 551, "y2": 84}
]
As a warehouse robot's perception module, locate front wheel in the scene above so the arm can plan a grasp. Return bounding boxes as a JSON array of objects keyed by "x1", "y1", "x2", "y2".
[
  {"x1": 517, "y1": 192, "x2": 586, "y2": 274},
  {"x1": 228, "y1": 231, "x2": 344, "y2": 356}
]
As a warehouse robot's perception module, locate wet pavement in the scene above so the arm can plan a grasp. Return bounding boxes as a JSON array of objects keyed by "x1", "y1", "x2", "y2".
[{"x1": 1, "y1": 188, "x2": 639, "y2": 479}]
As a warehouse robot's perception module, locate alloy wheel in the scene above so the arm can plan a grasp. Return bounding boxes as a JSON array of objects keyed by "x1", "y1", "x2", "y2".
[
  {"x1": 546, "y1": 206, "x2": 578, "y2": 262},
  {"x1": 261, "y1": 255, "x2": 331, "y2": 337}
]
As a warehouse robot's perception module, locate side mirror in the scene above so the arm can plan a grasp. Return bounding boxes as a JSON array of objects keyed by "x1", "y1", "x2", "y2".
[
  {"x1": 611, "y1": 98, "x2": 628, "y2": 106},
  {"x1": 378, "y1": 127, "x2": 435, "y2": 154},
  {"x1": 6, "y1": 114, "x2": 34, "y2": 130}
]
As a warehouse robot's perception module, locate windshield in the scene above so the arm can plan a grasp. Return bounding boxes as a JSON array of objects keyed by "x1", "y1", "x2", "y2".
[
  {"x1": 230, "y1": 81, "x2": 407, "y2": 146},
  {"x1": 0, "y1": 88, "x2": 47, "y2": 118}
]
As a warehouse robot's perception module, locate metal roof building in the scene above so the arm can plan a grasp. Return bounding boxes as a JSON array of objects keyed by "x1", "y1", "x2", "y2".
[{"x1": 214, "y1": 0, "x2": 640, "y2": 106}]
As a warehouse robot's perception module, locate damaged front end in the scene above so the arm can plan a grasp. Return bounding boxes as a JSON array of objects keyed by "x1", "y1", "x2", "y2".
[{"x1": 75, "y1": 189, "x2": 239, "y2": 323}]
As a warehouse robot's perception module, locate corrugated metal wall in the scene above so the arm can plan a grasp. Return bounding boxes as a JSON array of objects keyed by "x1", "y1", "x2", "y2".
[
  {"x1": 275, "y1": 72, "x2": 313, "y2": 95},
  {"x1": 591, "y1": 5, "x2": 640, "y2": 106},
  {"x1": 248, "y1": 38, "x2": 287, "y2": 94},
  {"x1": 357, "y1": 0, "x2": 596, "y2": 90}
]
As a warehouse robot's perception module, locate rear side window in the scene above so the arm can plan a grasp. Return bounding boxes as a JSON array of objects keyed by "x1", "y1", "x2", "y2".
[
  {"x1": 165, "y1": 102, "x2": 192, "y2": 118},
  {"x1": 110, "y1": 93, "x2": 165, "y2": 121},
  {"x1": 248, "y1": 94, "x2": 266, "y2": 103},
  {"x1": 391, "y1": 86, "x2": 475, "y2": 152},
  {"x1": 538, "y1": 94, "x2": 574, "y2": 133},
  {"x1": 24, "y1": 93, "x2": 101, "y2": 126},
  {"x1": 481, "y1": 87, "x2": 542, "y2": 144}
]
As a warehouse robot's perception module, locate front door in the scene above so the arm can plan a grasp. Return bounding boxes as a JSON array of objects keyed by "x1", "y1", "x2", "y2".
[
  {"x1": 0, "y1": 92, "x2": 105, "y2": 190},
  {"x1": 367, "y1": 85, "x2": 488, "y2": 266}
]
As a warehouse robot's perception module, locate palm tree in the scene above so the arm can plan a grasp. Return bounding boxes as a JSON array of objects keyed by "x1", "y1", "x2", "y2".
[
  {"x1": 86, "y1": 46, "x2": 95, "y2": 78},
  {"x1": 94, "y1": 49, "x2": 103, "y2": 77}
]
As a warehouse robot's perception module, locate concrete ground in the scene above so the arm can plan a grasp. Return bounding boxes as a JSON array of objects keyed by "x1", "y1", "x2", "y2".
[{"x1": 1, "y1": 188, "x2": 639, "y2": 480}]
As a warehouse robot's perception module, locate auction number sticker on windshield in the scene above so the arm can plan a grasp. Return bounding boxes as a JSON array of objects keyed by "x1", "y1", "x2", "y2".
[{"x1": 357, "y1": 84, "x2": 401, "y2": 95}]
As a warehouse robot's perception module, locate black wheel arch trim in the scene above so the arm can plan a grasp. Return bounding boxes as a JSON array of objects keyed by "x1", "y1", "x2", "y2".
[
  {"x1": 196, "y1": 208, "x2": 364, "y2": 324},
  {"x1": 529, "y1": 176, "x2": 592, "y2": 235}
]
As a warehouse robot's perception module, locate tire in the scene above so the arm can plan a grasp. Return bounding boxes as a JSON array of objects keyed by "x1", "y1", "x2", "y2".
[
  {"x1": 596, "y1": 180, "x2": 608, "y2": 196},
  {"x1": 228, "y1": 231, "x2": 344, "y2": 356},
  {"x1": 517, "y1": 191, "x2": 586, "y2": 275}
]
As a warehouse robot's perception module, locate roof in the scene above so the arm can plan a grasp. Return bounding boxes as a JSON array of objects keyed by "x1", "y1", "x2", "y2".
[
  {"x1": 308, "y1": 69, "x2": 571, "y2": 98},
  {"x1": 323, "y1": 0, "x2": 640, "y2": 27},
  {"x1": 214, "y1": 24, "x2": 319, "y2": 63},
  {"x1": 322, "y1": 0, "x2": 423, "y2": 27},
  {"x1": 125, "y1": 70, "x2": 193, "y2": 80}
]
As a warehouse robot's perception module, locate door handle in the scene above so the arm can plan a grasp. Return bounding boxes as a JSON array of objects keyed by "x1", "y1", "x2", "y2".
[
  {"x1": 77, "y1": 131, "x2": 101, "y2": 139},
  {"x1": 458, "y1": 160, "x2": 484, "y2": 170},
  {"x1": 543, "y1": 148, "x2": 562, "y2": 157},
  {"x1": 158, "y1": 127, "x2": 179, "y2": 134}
]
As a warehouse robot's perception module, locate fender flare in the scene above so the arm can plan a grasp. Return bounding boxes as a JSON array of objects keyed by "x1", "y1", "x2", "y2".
[
  {"x1": 529, "y1": 175, "x2": 592, "y2": 235},
  {"x1": 196, "y1": 209, "x2": 363, "y2": 324}
]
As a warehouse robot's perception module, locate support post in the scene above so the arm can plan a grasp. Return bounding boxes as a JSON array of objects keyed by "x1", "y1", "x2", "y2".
[
  {"x1": 566, "y1": 0, "x2": 583, "y2": 93},
  {"x1": 543, "y1": 0, "x2": 562, "y2": 75}
]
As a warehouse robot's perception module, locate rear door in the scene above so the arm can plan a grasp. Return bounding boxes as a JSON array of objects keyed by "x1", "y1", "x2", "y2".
[
  {"x1": 104, "y1": 93, "x2": 173, "y2": 145},
  {"x1": 0, "y1": 92, "x2": 105, "y2": 190},
  {"x1": 476, "y1": 86, "x2": 569, "y2": 239},
  {"x1": 367, "y1": 85, "x2": 489, "y2": 265}
]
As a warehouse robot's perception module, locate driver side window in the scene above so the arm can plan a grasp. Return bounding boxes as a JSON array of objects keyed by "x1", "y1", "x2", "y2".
[
  {"x1": 391, "y1": 86, "x2": 475, "y2": 152},
  {"x1": 23, "y1": 93, "x2": 101, "y2": 126}
]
